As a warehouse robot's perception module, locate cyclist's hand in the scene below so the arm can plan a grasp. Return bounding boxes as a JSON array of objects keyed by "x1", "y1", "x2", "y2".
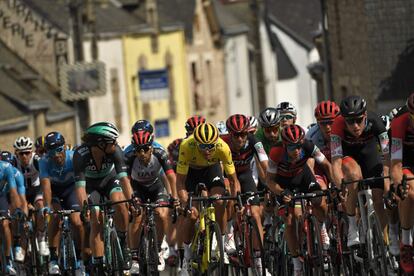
[
  {"x1": 339, "y1": 186, "x2": 348, "y2": 202},
  {"x1": 281, "y1": 189, "x2": 292, "y2": 203},
  {"x1": 80, "y1": 204, "x2": 90, "y2": 223},
  {"x1": 384, "y1": 189, "x2": 397, "y2": 209},
  {"x1": 178, "y1": 190, "x2": 189, "y2": 206},
  {"x1": 170, "y1": 197, "x2": 180, "y2": 208}
]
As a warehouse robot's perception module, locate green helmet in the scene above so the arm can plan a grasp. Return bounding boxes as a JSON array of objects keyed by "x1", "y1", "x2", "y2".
[{"x1": 85, "y1": 122, "x2": 119, "y2": 143}]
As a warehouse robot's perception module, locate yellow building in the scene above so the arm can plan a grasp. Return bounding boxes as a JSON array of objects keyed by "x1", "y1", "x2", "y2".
[{"x1": 123, "y1": 29, "x2": 191, "y2": 147}]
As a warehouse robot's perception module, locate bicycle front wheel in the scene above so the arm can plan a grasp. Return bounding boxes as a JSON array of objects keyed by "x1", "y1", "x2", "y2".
[
  {"x1": 247, "y1": 218, "x2": 266, "y2": 276},
  {"x1": 367, "y1": 213, "x2": 388, "y2": 275},
  {"x1": 304, "y1": 216, "x2": 324, "y2": 276},
  {"x1": 59, "y1": 232, "x2": 77, "y2": 275},
  {"x1": 109, "y1": 230, "x2": 124, "y2": 276},
  {"x1": 207, "y1": 221, "x2": 226, "y2": 276},
  {"x1": 229, "y1": 221, "x2": 248, "y2": 276}
]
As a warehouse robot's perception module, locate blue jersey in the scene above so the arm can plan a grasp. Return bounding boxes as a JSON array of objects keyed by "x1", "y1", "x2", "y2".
[
  {"x1": 39, "y1": 150, "x2": 75, "y2": 188},
  {"x1": 123, "y1": 141, "x2": 164, "y2": 155},
  {"x1": 5, "y1": 167, "x2": 25, "y2": 195},
  {"x1": 0, "y1": 161, "x2": 16, "y2": 193}
]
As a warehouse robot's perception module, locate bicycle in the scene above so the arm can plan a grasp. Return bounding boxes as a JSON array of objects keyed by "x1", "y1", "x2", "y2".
[
  {"x1": 227, "y1": 191, "x2": 266, "y2": 276},
  {"x1": 49, "y1": 209, "x2": 80, "y2": 276},
  {"x1": 185, "y1": 184, "x2": 234, "y2": 276},
  {"x1": 341, "y1": 176, "x2": 389, "y2": 275},
  {"x1": 132, "y1": 197, "x2": 177, "y2": 276},
  {"x1": 285, "y1": 190, "x2": 328, "y2": 276},
  {"x1": 86, "y1": 198, "x2": 130, "y2": 276}
]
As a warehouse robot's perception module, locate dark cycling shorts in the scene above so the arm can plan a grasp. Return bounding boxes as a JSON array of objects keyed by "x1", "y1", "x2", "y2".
[
  {"x1": 237, "y1": 170, "x2": 260, "y2": 205},
  {"x1": 133, "y1": 178, "x2": 169, "y2": 203},
  {"x1": 343, "y1": 138, "x2": 384, "y2": 189},
  {"x1": 26, "y1": 185, "x2": 43, "y2": 205},
  {"x1": 185, "y1": 163, "x2": 225, "y2": 193},
  {"x1": 275, "y1": 164, "x2": 319, "y2": 193},
  {"x1": 86, "y1": 175, "x2": 123, "y2": 206},
  {"x1": 51, "y1": 185, "x2": 81, "y2": 211},
  {"x1": 0, "y1": 193, "x2": 8, "y2": 215}
]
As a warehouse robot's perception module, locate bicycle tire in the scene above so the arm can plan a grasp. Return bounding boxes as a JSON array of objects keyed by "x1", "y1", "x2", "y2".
[
  {"x1": 109, "y1": 230, "x2": 124, "y2": 276},
  {"x1": 247, "y1": 218, "x2": 266, "y2": 276},
  {"x1": 367, "y1": 213, "x2": 388, "y2": 275},
  {"x1": 229, "y1": 220, "x2": 248, "y2": 276},
  {"x1": 281, "y1": 230, "x2": 293, "y2": 276},
  {"x1": 147, "y1": 226, "x2": 160, "y2": 276},
  {"x1": 189, "y1": 225, "x2": 203, "y2": 276},
  {"x1": 303, "y1": 216, "x2": 323, "y2": 276},
  {"x1": 59, "y1": 232, "x2": 77, "y2": 275},
  {"x1": 207, "y1": 221, "x2": 225, "y2": 276}
]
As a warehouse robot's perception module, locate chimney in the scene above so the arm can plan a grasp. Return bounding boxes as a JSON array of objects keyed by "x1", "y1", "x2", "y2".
[{"x1": 145, "y1": 0, "x2": 159, "y2": 33}]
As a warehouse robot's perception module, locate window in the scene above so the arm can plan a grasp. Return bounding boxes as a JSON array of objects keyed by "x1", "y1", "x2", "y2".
[{"x1": 155, "y1": 119, "x2": 170, "y2": 138}]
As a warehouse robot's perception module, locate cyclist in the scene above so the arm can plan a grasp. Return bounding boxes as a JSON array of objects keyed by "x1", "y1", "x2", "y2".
[
  {"x1": 390, "y1": 93, "x2": 414, "y2": 273},
  {"x1": 216, "y1": 120, "x2": 228, "y2": 135},
  {"x1": 74, "y1": 122, "x2": 133, "y2": 272},
  {"x1": 125, "y1": 129, "x2": 177, "y2": 273},
  {"x1": 0, "y1": 151, "x2": 27, "y2": 263},
  {"x1": 255, "y1": 107, "x2": 281, "y2": 154},
  {"x1": 247, "y1": 115, "x2": 258, "y2": 134},
  {"x1": 39, "y1": 132, "x2": 84, "y2": 275},
  {"x1": 14, "y1": 136, "x2": 49, "y2": 256},
  {"x1": 221, "y1": 115, "x2": 268, "y2": 259},
  {"x1": 276, "y1": 101, "x2": 297, "y2": 128},
  {"x1": 124, "y1": 120, "x2": 164, "y2": 154},
  {"x1": 35, "y1": 136, "x2": 46, "y2": 157},
  {"x1": 0, "y1": 158, "x2": 22, "y2": 274},
  {"x1": 305, "y1": 101, "x2": 340, "y2": 249},
  {"x1": 330, "y1": 95, "x2": 390, "y2": 248},
  {"x1": 266, "y1": 124, "x2": 334, "y2": 275},
  {"x1": 176, "y1": 122, "x2": 241, "y2": 275}
]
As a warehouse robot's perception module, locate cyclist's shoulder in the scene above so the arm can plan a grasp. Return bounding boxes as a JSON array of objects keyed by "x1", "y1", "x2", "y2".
[
  {"x1": 305, "y1": 124, "x2": 321, "y2": 139},
  {"x1": 268, "y1": 145, "x2": 284, "y2": 161},
  {"x1": 216, "y1": 137, "x2": 231, "y2": 151}
]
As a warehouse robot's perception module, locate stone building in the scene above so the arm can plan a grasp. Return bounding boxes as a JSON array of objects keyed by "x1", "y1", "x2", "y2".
[{"x1": 325, "y1": 0, "x2": 414, "y2": 113}]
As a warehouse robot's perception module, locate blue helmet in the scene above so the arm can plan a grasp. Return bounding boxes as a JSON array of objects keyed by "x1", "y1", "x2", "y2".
[
  {"x1": 131, "y1": 120, "x2": 154, "y2": 135},
  {"x1": 0, "y1": 151, "x2": 16, "y2": 167},
  {"x1": 45, "y1": 131, "x2": 66, "y2": 150}
]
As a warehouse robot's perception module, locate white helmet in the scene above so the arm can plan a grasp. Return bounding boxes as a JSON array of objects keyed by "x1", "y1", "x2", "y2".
[
  {"x1": 276, "y1": 101, "x2": 297, "y2": 117},
  {"x1": 247, "y1": 116, "x2": 258, "y2": 132},
  {"x1": 14, "y1": 136, "x2": 33, "y2": 151},
  {"x1": 216, "y1": 121, "x2": 228, "y2": 135}
]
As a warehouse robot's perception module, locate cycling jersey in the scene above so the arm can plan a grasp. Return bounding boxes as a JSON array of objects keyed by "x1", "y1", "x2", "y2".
[
  {"x1": 391, "y1": 112, "x2": 414, "y2": 167},
  {"x1": 221, "y1": 133, "x2": 268, "y2": 173},
  {"x1": 305, "y1": 124, "x2": 331, "y2": 161},
  {"x1": 255, "y1": 128, "x2": 282, "y2": 154},
  {"x1": 0, "y1": 161, "x2": 17, "y2": 193},
  {"x1": 5, "y1": 166, "x2": 25, "y2": 195},
  {"x1": 17, "y1": 155, "x2": 40, "y2": 188},
  {"x1": 330, "y1": 112, "x2": 389, "y2": 159},
  {"x1": 176, "y1": 136, "x2": 235, "y2": 176},
  {"x1": 73, "y1": 144, "x2": 128, "y2": 194},
  {"x1": 39, "y1": 150, "x2": 75, "y2": 188},
  {"x1": 267, "y1": 140, "x2": 326, "y2": 178},
  {"x1": 125, "y1": 147, "x2": 174, "y2": 187}
]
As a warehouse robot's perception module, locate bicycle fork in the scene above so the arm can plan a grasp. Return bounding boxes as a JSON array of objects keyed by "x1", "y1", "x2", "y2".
[{"x1": 357, "y1": 189, "x2": 376, "y2": 261}]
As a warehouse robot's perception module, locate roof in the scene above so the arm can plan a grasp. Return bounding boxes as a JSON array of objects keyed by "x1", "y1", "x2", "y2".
[
  {"x1": 265, "y1": 0, "x2": 321, "y2": 49},
  {"x1": 23, "y1": 0, "x2": 146, "y2": 36},
  {"x1": 212, "y1": 0, "x2": 249, "y2": 36},
  {"x1": 0, "y1": 41, "x2": 75, "y2": 128}
]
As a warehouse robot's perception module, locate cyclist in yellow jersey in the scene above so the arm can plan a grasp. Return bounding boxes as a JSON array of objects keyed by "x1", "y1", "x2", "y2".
[{"x1": 176, "y1": 123, "x2": 241, "y2": 275}]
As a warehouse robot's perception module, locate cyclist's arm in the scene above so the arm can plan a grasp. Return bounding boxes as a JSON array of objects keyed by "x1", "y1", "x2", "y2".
[
  {"x1": 6, "y1": 165, "x2": 21, "y2": 210},
  {"x1": 227, "y1": 173, "x2": 241, "y2": 196},
  {"x1": 176, "y1": 173, "x2": 188, "y2": 202},
  {"x1": 166, "y1": 172, "x2": 177, "y2": 199},
  {"x1": 9, "y1": 187, "x2": 21, "y2": 212},
  {"x1": 310, "y1": 145, "x2": 334, "y2": 183},
  {"x1": 20, "y1": 194, "x2": 28, "y2": 216},
  {"x1": 40, "y1": 178, "x2": 52, "y2": 208},
  {"x1": 157, "y1": 148, "x2": 177, "y2": 198},
  {"x1": 390, "y1": 137, "x2": 403, "y2": 188},
  {"x1": 73, "y1": 150, "x2": 88, "y2": 208},
  {"x1": 266, "y1": 171, "x2": 283, "y2": 195},
  {"x1": 252, "y1": 139, "x2": 269, "y2": 183},
  {"x1": 254, "y1": 155, "x2": 268, "y2": 184},
  {"x1": 120, "y1": 176, "x2": 133, "y2": 200}
]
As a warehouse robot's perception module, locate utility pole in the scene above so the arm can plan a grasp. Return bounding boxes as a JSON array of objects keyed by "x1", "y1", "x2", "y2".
[
  {"x1": 320, "y1": 0, "x2": 333, "y2": 100},
  {"x1": 250, "y1": 0, "x2": 267, "y2": 112},
  {"x1": 68, "y1": 0, "x2": 90, "y2": 133}
]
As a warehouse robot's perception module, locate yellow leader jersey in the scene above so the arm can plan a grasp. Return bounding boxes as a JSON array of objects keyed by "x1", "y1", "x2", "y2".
[{"x1": 176, "y1": 136, "x2": 236, "y2": 176}]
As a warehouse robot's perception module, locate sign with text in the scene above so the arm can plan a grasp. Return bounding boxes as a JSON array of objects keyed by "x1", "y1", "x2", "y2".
[
  {"x1": 138, "y1": 69, "x2": 169, "y2": 102},
  {"x1": 0, "y1": 0, "x2": 68, "y2": 85},
  {"x1": 60, "y1": 61, "x2": 106, "y2": 101}
]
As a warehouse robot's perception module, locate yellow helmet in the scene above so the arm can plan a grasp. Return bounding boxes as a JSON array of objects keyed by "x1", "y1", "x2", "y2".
[{"x1": 193, "y1": 123, "x2": 219, "y2": 145}]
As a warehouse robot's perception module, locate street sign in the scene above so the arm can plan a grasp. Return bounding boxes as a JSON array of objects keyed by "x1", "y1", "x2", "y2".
[
  {"x1": 60, "y1": 61, "x2": 106, "y2": 101},
  {"x1": 138, "y1": 69, "x2": 169, "y2": 102}
]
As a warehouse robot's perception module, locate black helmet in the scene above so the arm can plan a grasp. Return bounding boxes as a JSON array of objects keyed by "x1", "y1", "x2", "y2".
[
  {"x1": 258, "y1": 108, "x2": 280, "y2": 128},
  {"x1": 340, "y1": 95, "x2": 367, "y2": 117}
]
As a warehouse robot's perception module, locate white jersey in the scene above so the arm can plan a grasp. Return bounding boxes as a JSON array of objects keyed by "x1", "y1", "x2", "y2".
[
  {"x1": 305, "y1": 124, "x2": 331, "y2": 160},
  {"x1": 17, "y1": 155, "x2": 40, "y2": 188}
]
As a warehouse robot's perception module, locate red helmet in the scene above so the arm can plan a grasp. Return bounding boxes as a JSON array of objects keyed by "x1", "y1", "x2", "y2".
[
  {"x1": 226, "y1": 114, "x2": 250, "y2": 133},
  {"x1": 281, "y1": 125, "x2": 305, "y2": 144},
  {"x1": 185, "y1": 115, "x2": 206, "y2": 133},
  {"x1": 168, "y1": 138, "x2": 182, "y2": 154},
  {"x1": 132, "y1": 130, "x2": 153, "y2": 146},
  {"x1": 314, "y1": 101, "x2": 340, "y2": 121},
  {"x1": 407, "y1": 93, "x2": 414, "y2": 113}
]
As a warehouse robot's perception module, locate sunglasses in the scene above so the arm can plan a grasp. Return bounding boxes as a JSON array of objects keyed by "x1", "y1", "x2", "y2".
[
  {"x1": 134, "y1": 145, "x2": 151, "y2": 152},
  {"x1": 280, "y1": 114, "x2": 295, "y2": 120},
  {"x1": 286, "y1": 143, "x2": 302, "y2": 151},
  {"x1": 232, "y1": 132, "x2": 248, "y2": 138},
  {"x1": 344, "y1": 116, "x2": 365, "y2": 125},
  {"x1": 318, "y1": 120, "x2": 334, "y2": 126},
  {"x1": 263, "y1": 125, "x2": 279, "y2": 133},
  {"x1": 18, "y1": 151, "x2": 32, "y2": 156},
  {"x1": 198, "y1": 143, "x2": 216, "y2": 151},
  {"x1": 48, "y1": 146, "x2": 65, "y2": 157}
]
